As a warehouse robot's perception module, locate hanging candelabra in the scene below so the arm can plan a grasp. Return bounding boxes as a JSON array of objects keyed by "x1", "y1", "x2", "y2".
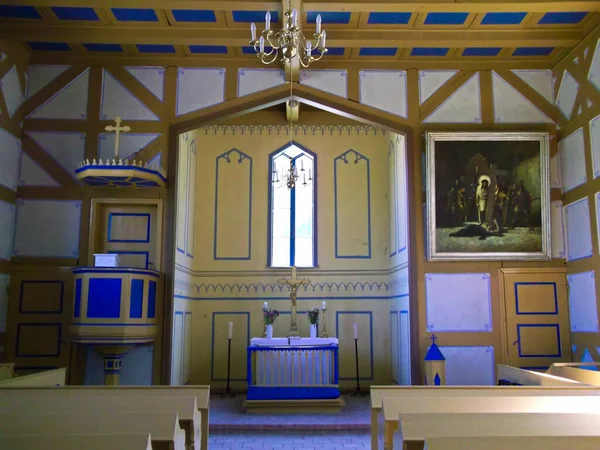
[
  {"x1": 249, "y1": 5, "x2": 328, "y2": 68},
  {"x1": 271, "y1": 154, "x2": 313, "y2": 190}
]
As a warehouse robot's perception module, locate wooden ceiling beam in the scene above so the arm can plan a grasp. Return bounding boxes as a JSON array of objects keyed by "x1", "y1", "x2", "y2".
[
  {"x1": 0, "y1": 24, "x2": 582, "y2": 48},
  {"x1": 3, "y1": 0, "x2": 599, "y2": 12}
]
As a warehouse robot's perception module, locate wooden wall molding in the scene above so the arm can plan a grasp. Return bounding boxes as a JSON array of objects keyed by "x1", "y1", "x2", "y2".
[
  {"x1": 105, "y1": 66, "x2": 166, "y2": 120},
  {"x1": 0, "y1": 186, "x2": 16, "y2": 205},
  {"x1": 419, "y1": 70, "x2": 476, "y2": 121},
  {"x1": 21, "y1": 133, "x2": 79, "y2": 188},
  {"x1": 24, "y1": 66, "x2": 88, "y2": 117}
]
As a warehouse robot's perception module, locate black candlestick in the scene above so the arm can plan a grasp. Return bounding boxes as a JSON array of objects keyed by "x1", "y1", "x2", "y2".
[
  {"x1": 220, "y1": 338, "x2": 235, "y2": 398},
  {"x1": 350, "y1": 338, "x2": 367, "y2": 397}
]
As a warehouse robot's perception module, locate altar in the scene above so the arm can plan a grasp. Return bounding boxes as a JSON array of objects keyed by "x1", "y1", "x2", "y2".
[{"x1": 244, "y1": 337, "x2": 343, "y2": 413}]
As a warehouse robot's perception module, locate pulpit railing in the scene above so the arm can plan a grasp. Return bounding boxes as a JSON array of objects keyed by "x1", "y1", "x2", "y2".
[{"x1": 246, "y1": 344, "x2": 339, "y2": 400}]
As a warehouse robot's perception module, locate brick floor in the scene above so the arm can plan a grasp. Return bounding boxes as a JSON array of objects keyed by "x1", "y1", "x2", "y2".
[{"x1": 209, "y1": 430, "x2": 378, "y2": 449}]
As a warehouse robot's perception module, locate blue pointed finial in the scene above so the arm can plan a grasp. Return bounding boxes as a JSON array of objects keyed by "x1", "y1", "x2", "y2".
[{"x1": 424, "y1": 334, "x2": 445, "y2": 361}]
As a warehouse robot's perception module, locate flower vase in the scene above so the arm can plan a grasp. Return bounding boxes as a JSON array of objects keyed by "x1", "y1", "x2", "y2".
[
  {"x1": 266, "y1": 324, "x2": 273, "y2": 339},
  {"x1": 310, "y1": 323, "x2": 317, "y2": 338}
]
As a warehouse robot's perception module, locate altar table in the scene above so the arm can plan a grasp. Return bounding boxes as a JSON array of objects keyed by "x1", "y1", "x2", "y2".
[{"x1": 246, "y1": 338, "x2": 340, "y2": 401}]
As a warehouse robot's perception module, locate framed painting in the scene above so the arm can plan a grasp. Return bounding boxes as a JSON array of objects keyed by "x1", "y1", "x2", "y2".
[{"x1": 426, "y1": 132, "x2": 551, "y2": 261}]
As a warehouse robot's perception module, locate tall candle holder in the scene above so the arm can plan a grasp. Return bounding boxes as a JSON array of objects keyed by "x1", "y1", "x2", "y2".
[
  {"x1": 220, "y1": 336, "x2": 235, "y2": 398},
  {"x1": 320, "y1": 307, "x2": 329, "y2": 338},
  {"x1": 350, "y1": 337, "x2": 367, "y2": 397}
]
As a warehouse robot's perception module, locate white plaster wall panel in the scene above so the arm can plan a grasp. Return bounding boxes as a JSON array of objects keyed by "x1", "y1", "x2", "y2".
[
  {"x1": 120, "y1": 345, "x2": 154, "y2": 385},
  {"x1": 125, "y1": 67, "x2": 165, "y2": 101},
  {"x1": 176, "y1": 68, "x2": 225, "y2": 116},
  {"x1": 27, "y1": 131, "x2": 85, "y2": 179},
  {"x1": 595, "y1": 192, "x2": 600, "y2": 255},
  {"x1": 101, "y1": 70, "x2": 159, "y2": 121},
  {"x1": 426, "y1": 273, "x2": 492, "y2": 332},
  {"x1": 0, "y1": 128, "x2": 21, "y2": 191},
  {"x1": 587, "y1": 40, "x2": 600, "y2": 90},
  {"x1": 0, "y1": 274, "x2": 9, "y2": 333},
  {"x1": 440, "y1": 346, "x2": 495, "y2": 385},
  {"x1": 424, "y1": 73, "x2": 481, "y2": 123},
  {"x1": 568, "y1": 271, "x2": 599, "y2": 332},
  {"x1": 564, "y1": 197, "x2": 593, "y2": 261},
  {"x1": 148, "y1": 152, "x2": 161, "y2": 168},
  {"x1": 26, "y1": 65, "x2": 70, "y2": 99},
  {"x1": 511, "y1": 70, "x2": 554, "y2": 103},
  {"x1": 13, "y1": 200, "x2": 81, "y2": 258},
  {"x1": 550, "y1": 153, "x2": 561, "y2": 188},
  {"x1": 399, "y1": 310, "x2": 411, "y2": 385},
  {"x1": 0, "y1": 200, "x2": 15, "y2": 260},
  {"x1": 28, "y1": 69, "x2": 89, "y2": 120},
  {"x1": 172, "y1": 312, "x2": 184, "y2": 385},
  {"x1": 558, "y1": 128, "x2": 587, "y2": 192},
  {"x1": 300, "y1": 70, "x2": 347, "y2": 98},
  {"x1": 19, "y1": 153, "x2": 59, "y2": 187},
  {"x1": 238, "y1": 68, "x2": 285, "y2": 97},
  {"x1": 359, "y1": 70, "x2": 407, "y2": 118},
  {"x1": 551, "y1": 201, "x2": 566, "y2": 259},
  {"x1": 418, "y1": 70, "x2": 457, "y2": 104},
  {"x1": 491, "y1": 71, "x2": 552, "y2": 123},
  {"x1": 556, "y1": 71, "x2": 579, "y2": 120},
  {"x1": 0, "y1": 66, "x2": 23, "y2": 117},
  {"x1": 588, "y1": 114, "x2": 600, "y2": 179},
  {"x1": 84, "y1": 347, "x2": 104, "y2": 385},
  {"x1": 98, "y1": 133, "x2": 160, "y2": 161}
]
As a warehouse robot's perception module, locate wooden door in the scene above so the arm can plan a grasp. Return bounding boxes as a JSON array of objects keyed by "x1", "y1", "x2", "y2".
[
  {"x1": 97, "y1": 204, "x2": 158, "y2": 270},
  {"x1": 500, "y1": 268, "x2": 572, "y2": 371}
]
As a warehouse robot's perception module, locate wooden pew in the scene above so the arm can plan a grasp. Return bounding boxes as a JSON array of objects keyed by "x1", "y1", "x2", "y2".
[
  {"x1": 370, "y1": 385, "x2": 600, "y2": 450},
  {"x1": 0, "y1": 411, "x2": 185, "y2": 450},
  {"x1": 548, "y1": 364, "x2": 600, "y2": 385},
  {"x1": 0, "y1": 363, "x2": 16, "y2": 380},
  {"x1": 0, "y1": 368, "x2": 66, "y2": 386},
  {"x1": 497, "y1": 364, "x2": 585, "y2": 386},
  {"x1": 0, "y1": 385, "x2": 210, "y2": 450},
  {"x1": 0, "y1": 434, "x2": 154, "y2": 450},
  {"x1": 0, "y1": 395, "x2": 200, "y2": 450},
  {"x1": 394, "y1": 413, "x2": 600, "y2": 450},
  {"x1": 424, "y1": 436, "x2": 600, "y2": 450},
  {"x1": 382, "y1": 396, "x2": 600, "y2": 449}
]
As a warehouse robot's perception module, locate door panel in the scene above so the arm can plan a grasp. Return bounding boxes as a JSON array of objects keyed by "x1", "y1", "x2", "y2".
[
  {"x1": 98, "y1": 205, "x2": 157, "y2": 270},
  {"x1": 502, "y1": 269, "x2": 571, "y2": 370}
]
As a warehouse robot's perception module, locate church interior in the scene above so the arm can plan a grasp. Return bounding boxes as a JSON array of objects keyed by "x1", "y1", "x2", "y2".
[{"x1": 1, "y1": 0, "x2": 600, "y2": 449}]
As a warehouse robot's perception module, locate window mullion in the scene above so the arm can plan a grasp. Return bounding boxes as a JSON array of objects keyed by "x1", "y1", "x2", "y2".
[{"x1": 290, "y1": 185, "x2": 295, "y2": 267}]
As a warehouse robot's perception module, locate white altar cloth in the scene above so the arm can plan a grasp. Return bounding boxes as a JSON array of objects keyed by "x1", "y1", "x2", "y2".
[{"x1": 250, "y1": 337, "x2": 339, "y2": 346}]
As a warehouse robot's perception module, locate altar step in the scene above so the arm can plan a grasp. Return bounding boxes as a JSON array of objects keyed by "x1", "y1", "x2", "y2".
[{"x1": 243, "y1": 397, "x2": 346, "y2": 414}]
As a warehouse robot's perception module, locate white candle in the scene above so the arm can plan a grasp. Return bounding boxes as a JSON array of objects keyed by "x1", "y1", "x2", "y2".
[
  {"x1": 353, "y1": 323, "x2": 358, "y2": 340},
  {"x1": 265, "y1": 11, "x2": 271, "y2": 30},
  {"x1": 316, "y1": 14, "x2": 322, "y2": 33},
  {"x1": 306, "y1": 41, "x2": 312, "y2": 57},
  {"x1": 321, "y1": 30, "x2": 327, "y2": 48},
  {"x1": 322, "y1": 301, "x2": 326, "y2": 310},
  {"x1": 250, "y1": 22, "x2": 256, "y2": 41},
  {"x1": 292, "y1": 8, "x2": 298, "y2": 27},
  {"x1": 259, "y1": 35, "x2": 265, "y2": 53},
  {"x1": 228, "y1": 322, "x2": 233, "y2": 339},
  {"x1": 263, "y1": 301, "x2": 268, "y2": 309}
]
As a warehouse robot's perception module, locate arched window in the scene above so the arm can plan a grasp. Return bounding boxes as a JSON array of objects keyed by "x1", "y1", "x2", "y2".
[{"x1": 268, "y1": 143, "x2": 317, "y2": 267}]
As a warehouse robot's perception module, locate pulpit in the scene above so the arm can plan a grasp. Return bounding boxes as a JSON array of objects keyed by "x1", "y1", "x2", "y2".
[{"x1": 244, "y1": 337, "x2": 343, "y2": 413}]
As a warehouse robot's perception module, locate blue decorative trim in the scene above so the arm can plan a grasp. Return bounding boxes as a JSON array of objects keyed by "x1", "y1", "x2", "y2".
[
  {"x1": 177, "y1": 280, "x2": 388, "y2": 294},
  {"x1": 390, "y1": 310, "x2": 399, "y2": 384},
  {"x1": 87, "y1": 278, "x2": 122, "y2": 319},
  {"x1": 107, "y1": 212, "x2": 151, "y2": 243},
  {"x1": 516, "y1": 324, "x2": 561, "y2": 358},
  {"x1": 514, "y1": 282, "x2": 558, "y2": 315},
  {"x1": 72, "y1": 268, "x2": 159, "y2": 277},
  {"x1": 388, "y1": 142, "x2": 397, "y2": 258},
  {"x1": 74, "y1": 164, "x2": 167, "y2": 181},
  {"x1": 213, "y1": 149, "x2": 253, "y2": 260},
  {"x1": 211, "y1": 311, "x2": 250, "y2": 381},
  {"x1": 176, "y1": 132, "x2": 189, "y2": 255},
  {"x1": 267, "y1": 141, "x2": 318, "y2": 267},
  {"x1": 130, "y1": 279, "x2": 144, "y2": 318},
  {"x1": 246, "y1": 386, "x2": 340, "y2": 400},
  {"x1": 72, "y1": 323, "x2": 155, "y2": 326},
  {"x1": 74, "y1": 278, "x2": 82, "y2": 318},
  {"x1": 399, "y1": 309, "x2": 410, "y2": 385},
  {"x1": 18, "y1": 280, "x2": 64, "y2": 314},
  {"x1": 334, "y1": 149, "x2": 371, "y2": 259},
  {"x1": 148, "y1": 280, "x2": 157, "y2": 319},
  {"x1": 15, "y1": 323, "x2": 62, "y2": 357},
  {"x1": 186, "y1": 139, "x2": 197, "y2": 259},
  {"x1": 335, "y1": 311, "x2": 374, "y2": 380},
  {"x1": 109, "y1": 251, "x2": 150, "y2": 269},
  {"x1": 176, "y1": 294, "x2": 400, "y2": 301}
]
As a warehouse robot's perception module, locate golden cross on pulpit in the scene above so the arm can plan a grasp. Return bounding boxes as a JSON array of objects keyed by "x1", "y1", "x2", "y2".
[
  {"x1": 104, "y1": 116, "x2": 131, "y2": 159},
  {"x1": 277, "y1": 266, "x2": 310, "y2": 337}
]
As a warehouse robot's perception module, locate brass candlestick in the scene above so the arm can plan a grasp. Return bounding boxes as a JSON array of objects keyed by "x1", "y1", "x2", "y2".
[{"x1": 320, "y1": 308, "x2": 329, "y2": 338}]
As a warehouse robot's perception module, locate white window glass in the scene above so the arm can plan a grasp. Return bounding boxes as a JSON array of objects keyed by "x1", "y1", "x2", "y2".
[{"x1": 271, "y1": 146, "x2": 315, "y2": 267}]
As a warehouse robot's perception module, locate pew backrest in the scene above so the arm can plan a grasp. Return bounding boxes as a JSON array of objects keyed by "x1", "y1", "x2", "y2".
[
  {"x1": 0, "y1": 368, "x2": 66, "y2": 386},
  {"x1": 0, "y1": 434, "x2": 153, "y2": 450},
  {"x1": 424, "y1": 436, "x2": 600, "y2": 450},
  {"x1": 497, "y1": 364, "x2": 584, "y2": 386},
  {"x1": 547, "y1": 366, "x2": 600, "y2": 386}
]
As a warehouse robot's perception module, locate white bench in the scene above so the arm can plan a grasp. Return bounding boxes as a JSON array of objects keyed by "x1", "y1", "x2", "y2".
[
  {"x1": 497, "y1": 364, "x2": 585, "y2": 386},
  {"x1": 0, "y1": 434, "x2": 153, "y2": 450},
  {"x1": 0, "y1": 412, "x2": 186, "y2": 450},
  {"x1": 548, "y1": 365, "x2": 600, "y2": 385},
  {"x1": 397, "y1": 413, "x2": 600, "y2": 450},
  {"x1": 0, "y1": 385, "x2": 210, "y2": 450},
  {"x1": 0, "y1": 368, "x2": 66, "y2": 386},
  {"x1": 382, "y1": 396, "x2": 600, "y2": 449},
  {"x1": 370, "y1": 385, "x2": 600, "y2": 450},
  {"x1": 0, "y1": 395, "x2": 200, "y2": 450},
  {"x1": 424, "y1": 436, "x2": 600, "y2": 450}
]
